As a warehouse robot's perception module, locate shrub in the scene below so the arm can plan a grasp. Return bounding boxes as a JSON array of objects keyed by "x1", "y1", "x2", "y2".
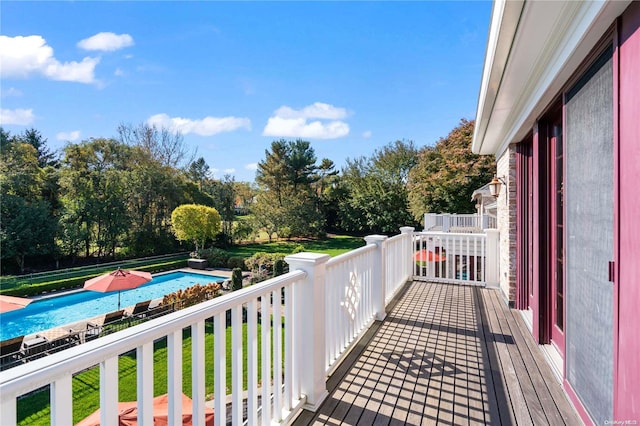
[
  {"x1": 273, "y1": 259, "x2": 285, "y2": 277},
  {"x1": 250, "y1": 269, "x2": 269, "y2": 285},
  {"x1": 292, "y1": 244, "x2": 305, "y2": 254},
  {"x1": 244, "y1": 252, "x2": 287, "y2": 275},
  {"x1": 231, "y1": 268, "x2": 243, "y2": 291},
  {"x1": 227, "y1": 256, "x2": 245, "y2": 270},
  {"x1": 162, "y1": 281, "x2": 221, "y2": 308},
  {"x1": 200, "y1": 248, "x2": 230, "y2": 267}
]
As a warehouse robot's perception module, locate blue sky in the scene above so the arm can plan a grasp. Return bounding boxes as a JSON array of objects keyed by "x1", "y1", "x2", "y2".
[{"x1": 0, "y1": 1, "x2": 492, "y2": 182}]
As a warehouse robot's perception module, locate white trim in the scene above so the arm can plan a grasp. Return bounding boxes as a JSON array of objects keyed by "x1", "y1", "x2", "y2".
[
  {"x1": 473, "y1": 0, "x2": 631, "y2": 156},
  {"x1": 541, "y1": 344, "x2": 564, "y2": 384}
]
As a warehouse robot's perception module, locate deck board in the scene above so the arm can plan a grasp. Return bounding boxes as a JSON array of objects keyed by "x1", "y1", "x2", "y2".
[{"x1": 292, "y1": 281, "x2": 581, "y2": 425}]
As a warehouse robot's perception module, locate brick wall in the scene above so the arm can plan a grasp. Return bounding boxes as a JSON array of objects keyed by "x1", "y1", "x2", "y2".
[{"x1": 496, "y1": 146, "x2": 517, "y2": 304}]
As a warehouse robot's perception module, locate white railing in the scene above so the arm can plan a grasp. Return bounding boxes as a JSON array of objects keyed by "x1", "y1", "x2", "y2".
[
  {"x1": 0, "y1": 228, "x2": 416, "y2": 426},
  {"x1": 412, "y1": 231, "x2": 499, "y2": 286},
  {"x1": 383, "y1": 228, "x2": 414, "y2": 304},
  {"x1": 0, "y1": 271, "x2": 308, "y2": 426},
  {"x1": 324, "y1": 244, "x2": 376, "y2": 374},
  {"x1": 323, "y1": 227, "x2": 414, "y2": 375},
  {"x1": 423, "y1": 213, "x2": 497, "y2": 232}
]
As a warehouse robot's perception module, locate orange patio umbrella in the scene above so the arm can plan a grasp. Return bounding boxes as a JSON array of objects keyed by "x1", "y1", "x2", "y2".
[
  {"x1": 76, "y1": 393, "x2": 214, "y2": 426},
  {"x1": 84, "y1": 268, "x2": 152, "y2": 310},
  {"x1": 414, "y1": 249, "x2": 445, "y2": 263},
  {"x1": 0, "y1": 295, "x2": 33, "y2": 313}
]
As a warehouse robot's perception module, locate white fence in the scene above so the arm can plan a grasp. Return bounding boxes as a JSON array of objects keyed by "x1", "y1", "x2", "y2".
[
  {"x1": 413, "y1": 230, "x2": 499, "y2": 287},
  {"x1": 424, "y1": 213, "x2": 497, "y2": 232},
  {"x1": 0, "y1": 228, "x2": 416, "y2": 426}
]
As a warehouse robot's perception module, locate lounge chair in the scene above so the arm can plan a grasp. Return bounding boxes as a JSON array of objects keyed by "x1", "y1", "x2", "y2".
[
  {"x1": 146, "y1": 304, "x2": 174, "y2": 319},
  {"x1": 22, "y1": 336, "x2": 49, "y2": 360},
  {"x1": 130, "y1": 300, "x2": 152, "y2": 318},
  {"x1": 69, "y1": 322, "x2": 102, "y2": 343},
  {"x1": 0, "y1": 335, "x2": 24, "y2": 370},
  {"x1": 103, "y1": 309, "x2": 126, "y2": 326}
]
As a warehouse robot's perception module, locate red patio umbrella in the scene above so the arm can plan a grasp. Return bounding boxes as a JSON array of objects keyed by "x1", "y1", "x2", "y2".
[
  {"x1": 84, "y1": 268, "x2": 152, "y2": 310},
  {"x1": 76, "y1": 393, "x2": 214, "y2": 426},
  {"x1": 414, "y1": 249, "x2": 445, "y2": 263},
  {"x1": 0, "y1": 295, "x2": 33, "y2": 313}
]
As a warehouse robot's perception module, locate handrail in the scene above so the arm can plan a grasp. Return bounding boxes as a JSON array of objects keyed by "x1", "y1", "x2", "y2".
[{"x1": 326, "y1": 243, "x2": 376, "y2": 266}]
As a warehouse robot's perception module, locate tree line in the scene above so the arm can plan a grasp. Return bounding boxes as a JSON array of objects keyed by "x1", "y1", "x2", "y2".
[{"x1": 0, "y1": 118, "x2": 494, "y2": 274}]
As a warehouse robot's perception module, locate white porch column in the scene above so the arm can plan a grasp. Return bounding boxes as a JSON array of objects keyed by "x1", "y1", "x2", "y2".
[
  {"x1": 485, "y1": 229, "x2": 500, "y2": 287},
  {"x1": 364, "y1": 235, "x2": 388, "y2": 321},
  {"x1": 400, "y1": 226, "x2": 415, "y2": 281},
  {"x1": 285, "y1": 252, "x2": 330, "y2": 411}
]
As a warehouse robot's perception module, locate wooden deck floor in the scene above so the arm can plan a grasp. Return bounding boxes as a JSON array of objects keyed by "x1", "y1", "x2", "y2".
[{"x1": 292, "y1": 281, "x2": 581, "y2": 425}]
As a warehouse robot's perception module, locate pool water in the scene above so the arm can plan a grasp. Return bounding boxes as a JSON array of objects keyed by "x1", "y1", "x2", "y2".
[{"x1": 0, "y1": 271, "x2": 224, "y2": 341}]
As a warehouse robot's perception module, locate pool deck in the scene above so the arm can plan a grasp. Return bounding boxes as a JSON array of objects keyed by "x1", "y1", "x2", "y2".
[{"x1": 20, "y1": 268, "x2": 244, "y2": 344}]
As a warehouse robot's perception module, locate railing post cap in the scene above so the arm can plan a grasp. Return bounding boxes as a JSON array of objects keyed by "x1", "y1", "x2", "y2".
[
  {"x1": 399, "y1": 226, "x2": 415, "y2": 234},
  {"x1": 485, "y1": 229, "x2": 500, "y2": 236},
  {"x1": 364, "y1": 235, "x2": 388, "y2": 244},
  {"x1": 284, "y1": 252, "x2": 330, "y2": 265}
]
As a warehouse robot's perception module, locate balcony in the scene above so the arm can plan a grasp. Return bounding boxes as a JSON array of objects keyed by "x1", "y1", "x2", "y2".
[
  {"x1": 424, "y1": 213, "x2": 497, "y2": 233},
  {"x1": 0, "y1": 228, "x2": 578, "y2": 425}
]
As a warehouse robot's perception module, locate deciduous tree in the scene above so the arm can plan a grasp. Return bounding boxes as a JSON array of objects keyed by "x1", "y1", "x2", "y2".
[
  {"x1": 338, "y1": 140, "x2": 418, "y2": 233},
  {"x1": 171, "y1": 204, "x2": 221, "y2": 252},
  {"x1": 407, "y1": 119, "x2": 495, "y2": 219}
]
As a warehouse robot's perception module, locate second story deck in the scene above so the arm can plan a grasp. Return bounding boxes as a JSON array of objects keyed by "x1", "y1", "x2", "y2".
[{"x1": 0, "y1": 228, "x2": 579, "y2": 425}]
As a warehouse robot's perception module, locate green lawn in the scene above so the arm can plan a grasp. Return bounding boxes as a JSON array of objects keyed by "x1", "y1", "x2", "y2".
[
  {"x1": 227, "y1": 234, "x2": 365, "y2": 258},
  {"x1": 17, "y1": 320, "x2": 278, "y2": 425}
]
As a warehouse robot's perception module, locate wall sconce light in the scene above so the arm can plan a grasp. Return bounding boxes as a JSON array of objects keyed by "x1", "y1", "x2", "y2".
[{"x1": 489, "y1": 175, "x2": 507, "y2": 198}]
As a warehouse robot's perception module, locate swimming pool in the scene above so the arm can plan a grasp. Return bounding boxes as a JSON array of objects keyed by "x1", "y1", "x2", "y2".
[{"x1": 0, "y1": 271, "x2": 225, "y2": 341}]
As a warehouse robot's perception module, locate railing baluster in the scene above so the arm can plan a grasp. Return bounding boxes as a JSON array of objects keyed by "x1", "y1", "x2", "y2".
[
  {"x1": 52, "y1": 375, "x2": 73, "y2": 425},
  {"x1": 167, "y1": 329, "x2": 183, "y2": 426},
  {"x1": 0, "y1": 394, "x2": 17, "y2": 426},
  {"x1": 232, "y1": 305, "x2": 243, "y2": 426},
  {"x1": 284, "y1": 284, "x2": 293, "y2": 411},
  {"x1": 138, "y1": 341, "x2": 154, "y2": 425},
  {"x1": 214, "y1": 312, "x2": 226, "y2": 426},
  {"x1": 273, "y1": 288, "x2": 283, "y2": 420},
  {"x1": 247, "y1": 299, "x2": 258, "y2": 425},
  {"x1": 192, "y1": 320, "x2": 206, "y2": 426},
  {"x1": 261, "y1": 293, "x2": 272, "y2": 425},
  {"x1": 101, "y1": 356, "x2": 119, "y2": 426}
]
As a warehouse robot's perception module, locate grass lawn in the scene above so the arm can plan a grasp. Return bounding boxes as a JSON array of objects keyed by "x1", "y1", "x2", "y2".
[
  {"x1": 227, "y1": 234, "x2": 365, "y2": 258},
  {"x1": 17, "y1": 320, "x2": 277, "y2": 425}
]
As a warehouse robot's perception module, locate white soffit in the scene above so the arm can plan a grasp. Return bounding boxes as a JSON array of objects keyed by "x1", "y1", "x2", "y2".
[{"x1": 472, "y1": 0, "x2": 631, "y2": 156}]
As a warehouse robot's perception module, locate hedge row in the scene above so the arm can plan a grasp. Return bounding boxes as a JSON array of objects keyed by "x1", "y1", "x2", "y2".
[{"x1": 0, "y1": 259, "x2": 187, "y2": 297}]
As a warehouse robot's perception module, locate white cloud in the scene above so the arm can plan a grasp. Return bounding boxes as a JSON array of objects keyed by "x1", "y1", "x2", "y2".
[
  {"x1": 56, "y1": 130, "x2": 81, "y2": 141},
  {"x1": 245, "y1": 163, "x2": 258, "y2": 170},
  {"x1": 274, "y1": 102, "x2": 348, "y2": 120},
  {"x1": 0, "y1": 108, "x2": 34, "y2": 125},
  {"x1": 362, "y1": 130, "x2": 372, "y2": 139},
  {"x1": 0, "y1": 35, "x2": 99, "y2": 84},
  {"x1": 263, "y1": 102, "x2": 350, "y2": 139},
  {"x1": 77, "y1": 32, "x2": 134, "y2": 52},
  {"x1": 146, "y1": 113, "x2": 251, "y2": 136},
  {"x1": 114, "y1": 68, "x2": 125, "y2": 77},
  {"x1": 223, "y1": 168, "x2": 236, "y2": 174},
  {"x1": 2, "y1": 87, "x2": 23, "y2": 97}
]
